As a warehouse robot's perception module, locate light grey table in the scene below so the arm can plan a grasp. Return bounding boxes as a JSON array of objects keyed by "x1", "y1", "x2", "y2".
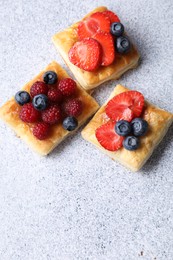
[{"x1": 0, "y1": 0, "x2": 173, "y2": 259}]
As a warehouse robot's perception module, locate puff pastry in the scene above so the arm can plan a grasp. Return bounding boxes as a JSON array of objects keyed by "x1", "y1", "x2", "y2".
[
  {"x1": 52, "y1": 6, "x2": 140, "y2": 91},
  {"x1": 0, "y1": 61, "x2": 99, "y2": 155},
  {"x1": 81, "y1": 85, "x2": 173, "y2": 171}
]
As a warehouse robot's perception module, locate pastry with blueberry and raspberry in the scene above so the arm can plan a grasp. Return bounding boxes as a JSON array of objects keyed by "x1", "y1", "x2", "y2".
[
  {"x1": 82, "y1": 85, "x2": 173, "y2": 171},
  {"x1": 0, "y1": 61, "x2": 99, "y2": 155},
  {"x1": 52, "y1": 6, "x2": 139, "y2": 91}
]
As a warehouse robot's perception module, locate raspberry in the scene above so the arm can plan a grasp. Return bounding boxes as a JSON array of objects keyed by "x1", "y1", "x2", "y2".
[
  {"x1": 19, "y1": 103, "x2": 40, "y2": 123},
  {"x1": 30, "y1": 81, "x2": 48, "y2": 98},
  {"x1": 41, "y1": 104, "x2": 61, "y2": 125},
  {"x1": 62, "y1": 98, "x2": 83, "y2": 117},
  {"x1": 32, "y1": 122, "x2": 50, "y2": 140},
  {"x1": 47, "y1": 88, "x2": 63, "y2": 103},
  {"x1": 58, "y1": 78, "x2": 76, "y2": 97}
]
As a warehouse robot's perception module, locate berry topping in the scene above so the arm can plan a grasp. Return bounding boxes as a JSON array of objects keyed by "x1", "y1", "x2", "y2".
[
  {"x1": 128, "y1": 91, "x2": 145, "y2": 118},
  {"x1": 48, "y1": 88, "x2": 63, "y2": 103},
  {"x1": 110, "y1": 22, "x2": 124, "y2": 37},
  {"x1": 68, "y1": 38, "x2": 102, "y2": 71},
  {"x1": 123, "y1": 136, "x2": 139, "y2": 151},
  {"x1": 19, "y1": 103, "x2": 40, "y2": 123},
  {"x1": 95, "y1": 122, "x2": 124, "y2": 151},
  {"x1": 43, "y1": 71, "x2": 58, "y2": 85},
  {"x1": 116, "y1": 36, "x2": 131, "y2": 54},
  {"x1": 58, "y1": 78, "x2": 77, "y2": 97},
  {"x1": 115, "y1": 120, "x2": 131, "y2": 136},
  {"x1": 32, "y1": 94, "x2": 48, "y2": 111},
  {"x1": 105, "y1": 91, "x2": 144, "y2": 122},
  {"x1": 41, "y1": 104, "x2": 61, "y2": 125},
  {"x1": 77, "y1": 12, "x2": 111, "y2": 40},
  {"x1": 106, "y1": 92, "x2": 133, "y2": 122},
  {"x1": 15, "y1": 91, "x2": 31, "y2": 106},
  {"x1": 62, "y1": 116, "x2": 78, "y2": 131},
  {"x1": 93, "y1": 32, "x2": 115, "y2": 66},
  {"x1": 30, "y1": 81, "x2": 48, "y2": 98},
  {"x1": 62, "y1": 98, "x2": 83, "y2": 117},
  {"x1": 131, "y1": 118, "x2": 148, "y2": 137},
  {"x1": 32, "y1": 122, "x2": 50, "y2": 140},
  {"x1": 102, "y1": 10, "x2": 120, "y2": 23}
]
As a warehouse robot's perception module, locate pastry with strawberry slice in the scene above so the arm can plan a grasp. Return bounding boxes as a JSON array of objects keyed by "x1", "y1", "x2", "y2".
[
  {"x1": 82, "y1": 84, "x2": 173, "y2": 171},
  {"x1": 52, "y1": 6, "x2": 140, "y2": 91},
  {"x1": 0, "y1": 61, "x2": 99, "y2": 155}
]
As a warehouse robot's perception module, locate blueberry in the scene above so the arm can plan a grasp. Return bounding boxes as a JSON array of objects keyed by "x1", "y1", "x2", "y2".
[
  {"x1": 43, "y1": 71, "x2": 58, "y2": 85},
  {"x1": 32, "y1": 94, "x2": 48, "y2": 111},
  {"x1": 116, "y1": 36, "x2": 131, "y2": 54},
  {"x1": 15, "y1": 91, "x2": 31, "y2": 106},
  {"x1": 131, "y1": 118, "x2": 148, "y2": 136},
  {"x1": 110, "y1": 22, "x2": 124, "y2": 37},
  {"x1": 62, "y1": 116, "x2": 78, "y2": 131},
  {"x1": 115, "y1": 120, "x2": 131, "y2": 136},
  {"x1": 123, "y1": 136, "x2": 139, "y2": 151}
]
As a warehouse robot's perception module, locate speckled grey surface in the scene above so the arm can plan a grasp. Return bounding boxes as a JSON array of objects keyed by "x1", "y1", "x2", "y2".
[{"x1": 0, "y1": 0, "x2": 173, "y2": 259}]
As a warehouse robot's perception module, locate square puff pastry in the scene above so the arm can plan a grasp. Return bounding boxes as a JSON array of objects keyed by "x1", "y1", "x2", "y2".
[
  {"x1": 82, "y1": 84, "x2": 173, "y2": 171},
  {"x1": 52, "y1": 6, "x2": 140, "y2": 91},
  {"x1": 0, "y1": 61, "x2": 99, "y2": 155}
]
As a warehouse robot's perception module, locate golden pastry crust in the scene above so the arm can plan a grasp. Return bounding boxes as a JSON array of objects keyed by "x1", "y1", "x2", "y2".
[
  {"x1": 0, "y1": 61, "x2": 99, "y2": 155},
  {"x1": 81, "y1": 85, "x2": 173, "y2": 171},
  {"x1": 52, "y1": 6, "x2": 140, "y2": 91}
]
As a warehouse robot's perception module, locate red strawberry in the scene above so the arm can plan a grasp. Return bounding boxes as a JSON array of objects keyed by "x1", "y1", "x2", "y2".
[
  {"x1": 93, "y1": 32, "x2": 115, "y2": 66},
  {"x1": 68, "y1": 38, "x2": 102, "y2": 71},
  {"x1": 105, "y1": 91, "x2": 144, "y2": 122},
  {"x1": 102, "y1": 10, "x2": 120, "y2": 23},
  {"x1": 77, "y1": 12, "x2": 111, "y2": 40},
  {"x1": 33, "y1": 122, "x2": 50, "y2": 140},
  {"x1": 95, "y1": 122, "x2": 124, "y2": 151},
  {"x1": 106, "y1": 92, "x2": 133, "y2": 122},
  {"x1": 128, "y1": 91, "x2": 145, "y2": 117}
]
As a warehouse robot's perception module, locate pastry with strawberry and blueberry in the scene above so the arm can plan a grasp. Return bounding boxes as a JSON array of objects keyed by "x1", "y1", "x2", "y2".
[
  {"x1": 81, "y1": 85, "x2": 173, "y2": 171},
  {"x1": 52, "y1": 6, "x2": 139, "y2": 91},
  {"x1": 0, "y1": 61, "x2": 99, "y2": 155}
]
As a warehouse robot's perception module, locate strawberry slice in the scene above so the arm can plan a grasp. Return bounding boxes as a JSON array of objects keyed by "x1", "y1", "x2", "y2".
[
  {"x1": 106, "y1": 92, "x2": 133, "y2": 121},
  {"x1": 93, "y1": 32, "x2": 115, "y2": 66},
  {"x1": 105, "y1": 91, "x2": 144, "y2": 122},
  {"x1": 95, "y1": 122, "x2": 124, "y2": 151},
  {"x1": 77, "y1": 12, "x2": 111, "y2": 40},
  {"x1": 128, "y1": 91, "x2": 145, "y2": 117},
  {"x1": 68, "y1": 38, "x2": 102, "y2": 71},
  {"x1": 102, "y1": 10, "x2": 120, "y2": 23}
]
